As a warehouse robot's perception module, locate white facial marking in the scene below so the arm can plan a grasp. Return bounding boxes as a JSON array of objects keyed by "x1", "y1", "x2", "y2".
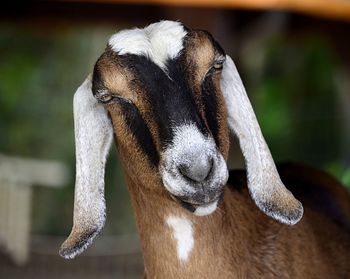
[
  {"x1": 193, "y1": 200, "x2": 218, "y2": 216},
  {"x1": 166, "y1": 216, "x2": 194, "y2": 263},
  {"x1": 109, "y1": 20, "x2": 187, "y2": 70}
]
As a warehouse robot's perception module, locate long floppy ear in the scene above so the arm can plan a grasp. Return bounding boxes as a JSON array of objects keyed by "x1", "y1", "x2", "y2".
[
  {"x1": 221, "y1": 56, "x2": 303, "y2": 225},
  {"x1": 59, "y1": 75, "x2": 113, "y2": 259}
]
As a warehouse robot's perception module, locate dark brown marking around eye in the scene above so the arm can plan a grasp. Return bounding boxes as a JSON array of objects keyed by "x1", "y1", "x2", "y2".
[
  {"x1": 97, "y1": 52, "x2": 135, "y2": 101},
  {"x1": 185, "y1": 31, "x2": 215, "y2": 83},
  {"x1": 182, "y1": 31, "x2": 229, "y2": 159},
  {"x1": 183, "y1": 31, "x2": 216, "y2": 133},
  {"x1": 95, "y1": 50, "x2": 164, "y2": 154}
]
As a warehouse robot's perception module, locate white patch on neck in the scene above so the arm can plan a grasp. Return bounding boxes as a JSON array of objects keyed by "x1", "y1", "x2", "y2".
[
  {"x1": 108, "y1": 20, "x2": 187, "y2": 70},
  {"x1": 166, "y1": 216, "x2": 194, "y2": 263},
  {"x1": 193, "y1": 200, "x2": 218, "y2": 216}
]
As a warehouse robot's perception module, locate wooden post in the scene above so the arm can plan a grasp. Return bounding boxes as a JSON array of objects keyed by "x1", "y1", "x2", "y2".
[{"x1": 0, "y1": 154, "x2": 68, "y2": 265}]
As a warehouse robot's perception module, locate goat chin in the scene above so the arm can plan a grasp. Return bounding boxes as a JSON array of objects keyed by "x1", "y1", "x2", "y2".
[{"x1": 193, "y1": 200, "x2": 219, "y2": 216}]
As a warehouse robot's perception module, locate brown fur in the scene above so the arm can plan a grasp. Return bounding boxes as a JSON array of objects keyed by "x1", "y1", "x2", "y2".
[
  {"x1": 124, "y1": 164, "x2": 350, "y2": 279},
  {"x1": 185, "y1": 31, "x2": 216, "y2": 84},
  {"x1": 211, "y1": 75, "x2": 230, "y2": 158},
  {"x1": 106, "y1": 104, "x2": 161, "y2": 192},
  {"x1": 97, "y1": 50, "x2": 134, "y2": 100}
]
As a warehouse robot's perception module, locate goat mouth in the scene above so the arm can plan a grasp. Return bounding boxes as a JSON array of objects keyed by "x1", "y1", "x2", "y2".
[{"x1": 171, "y1": 194, "x2": 223, "y2": 215}]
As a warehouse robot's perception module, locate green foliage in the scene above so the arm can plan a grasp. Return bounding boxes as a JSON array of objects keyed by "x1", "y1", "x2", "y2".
[
  {"x1": 326, "y1": 161, "x2": 350, "y2": 189},
  {"x1": 245, "y1": 36, "x2": 345, "y2": 170}
]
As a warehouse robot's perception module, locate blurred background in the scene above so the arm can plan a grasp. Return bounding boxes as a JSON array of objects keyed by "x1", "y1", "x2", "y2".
[{"x1": 0, "y1": 0, "x2": 349, "y2": 278}]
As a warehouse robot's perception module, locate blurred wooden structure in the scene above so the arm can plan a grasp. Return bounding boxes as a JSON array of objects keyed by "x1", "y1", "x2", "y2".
[
  {"x1": 60, "y1": 0, "x2": 350, "y2": 21},
  {"x1": 0, "y1": 154, "x2": 68, "y2": 265},
  {"x1": 0, "y1": 235, "x2": 143, "y2": 279}
]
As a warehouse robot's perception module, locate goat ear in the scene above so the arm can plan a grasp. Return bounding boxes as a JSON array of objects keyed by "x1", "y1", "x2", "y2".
[
  {"x1": 220, "y1": 56, "x2": 303, "y2": 225},
  {"x1": 59, "y1": 75, "x2": 113, "y2": 259}
]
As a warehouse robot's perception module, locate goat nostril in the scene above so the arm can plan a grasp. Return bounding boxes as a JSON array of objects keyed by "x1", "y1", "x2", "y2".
[
  {"x1": 178, "y1": 157, "x2": 213, "y2": 183},
  {"x1": 205, "y1": 158, "x2": 214, "y2": 180}
]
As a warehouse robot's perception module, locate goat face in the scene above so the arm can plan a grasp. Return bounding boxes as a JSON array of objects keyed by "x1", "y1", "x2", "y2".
[
  {"x1": 60, "y1": 21, "x2": 304, "y2": 260},
  {"x1": 93, "y1": 24, "x2": 230, "y2": 215}
]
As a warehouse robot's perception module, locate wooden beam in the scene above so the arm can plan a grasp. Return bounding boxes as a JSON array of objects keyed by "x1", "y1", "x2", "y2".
[
  {"x1": 0, "y1": 154, "x2": 69, "y2": 188},
  {"x1": 54, "y1": 0, "x2": 350, "y2": 22}
]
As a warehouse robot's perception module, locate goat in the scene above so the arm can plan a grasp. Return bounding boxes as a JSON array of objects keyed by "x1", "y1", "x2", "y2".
[{"x1": 59, "y1": 21, "x2": 350, "y2": 278}]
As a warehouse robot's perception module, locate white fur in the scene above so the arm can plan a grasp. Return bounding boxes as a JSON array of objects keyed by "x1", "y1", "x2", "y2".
[
  {"x1": 166, "y1": 216, "x2": 194, "y2": 263},
  {"x1": 60, "y1": 75, "x2": 113, "y2": 259},
  {"x1": 193, "y1": 200, "x2": 218, "y2": 216},
  {"x1": 220, "y1": 56, "x2": 302, "y2": 225},
  {"x1": 109, "y1": 21, "x2": 187, "y2": 70},
  {"x1": 160, "y1": 124, "x2": 228, "y2": 198}
]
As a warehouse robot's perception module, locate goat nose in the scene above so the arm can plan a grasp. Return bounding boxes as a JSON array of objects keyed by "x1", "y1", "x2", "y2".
[{"x1": 179, "y1": 155, "x2": 213, "y2": 182}]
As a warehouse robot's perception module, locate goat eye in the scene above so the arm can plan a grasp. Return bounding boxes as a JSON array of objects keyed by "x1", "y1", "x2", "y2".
[
  {"x1": 95, "y1": 89, "x2": 114, "y2": 104},
  {"x1": 213, "y1": 62, "x2": 223, "y2": 71},
  {"x1": 99, "y1": 94, "x2": 113, "y2": 103}
]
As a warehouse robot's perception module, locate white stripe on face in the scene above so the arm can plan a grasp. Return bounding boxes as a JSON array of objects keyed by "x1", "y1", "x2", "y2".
[{"x1": 108, "y1": 20, "x2": 187, "y2": 71}]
